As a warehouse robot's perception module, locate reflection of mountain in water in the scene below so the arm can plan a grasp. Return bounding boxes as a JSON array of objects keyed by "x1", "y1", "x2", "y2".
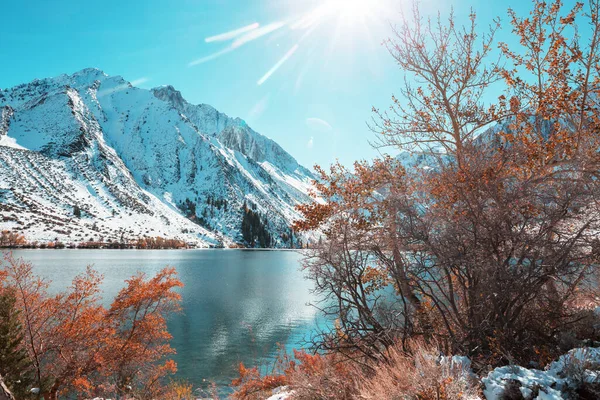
[{"x1": 169, "y1": 250, "x2": 318, "y2": 391}]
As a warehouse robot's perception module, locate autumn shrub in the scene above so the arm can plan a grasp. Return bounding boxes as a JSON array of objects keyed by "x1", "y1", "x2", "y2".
[
  {"x1": 162, "y1": 379, "x2": 196, "y2": 400},
  {"x1": 232, "y1": 340, "x2": 484, "y2": 400},
  {"x1": 231, "y1": 348, "x2": 362, "y2": 400},
  {"x1": 0, "y1": 231, "x2": 26, "y2": 248},
  {"x1": 173, "y1": 381, "x2": 194, "y2": 400},
  {"x1": 136, "y1": 236, "x2": 187, "y2": 249},
  {"x1": 231, "y1": 362, "x2": 288, "y2": 400},
  {"x1": 286, "y1": 350, "x2": 362, "y2": 400},
  {"x1": 231, "y1": 345, "x2": 295, "y2": 399},
  {"x1": 0, "y1": 252, "x2": 183, "y2": 399}
]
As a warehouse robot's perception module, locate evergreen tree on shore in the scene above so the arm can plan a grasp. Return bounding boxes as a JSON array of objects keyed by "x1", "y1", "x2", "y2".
[{"x1": 0, "y1": 290, "x2": 34, "y2": 398}]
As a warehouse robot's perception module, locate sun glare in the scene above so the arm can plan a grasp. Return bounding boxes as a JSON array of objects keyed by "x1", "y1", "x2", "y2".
[
  {"x1": 190, "y1": 0, "x2": 393, "y2": 85},
  {"x1": 293, "y1": 0, "x2": 387, "y2": 32},
  {"x1": 328, "y1": 0, "x2": 376, "y2": 22}
]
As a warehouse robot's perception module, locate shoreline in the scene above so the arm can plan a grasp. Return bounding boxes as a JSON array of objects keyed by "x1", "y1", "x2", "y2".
[{"x1": 2, "y1": 247, "x2": 303, "y2": 252}]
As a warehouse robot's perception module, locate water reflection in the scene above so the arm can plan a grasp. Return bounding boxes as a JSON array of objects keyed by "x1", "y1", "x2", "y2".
[{"x1": 11, "y1": 249, "x2": 319, "y2": 393}]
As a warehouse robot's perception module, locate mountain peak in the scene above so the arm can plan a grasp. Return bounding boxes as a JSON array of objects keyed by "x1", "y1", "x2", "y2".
[
  {"x1": 70, "y1": 67, "x2": 107, "y2": 81},
  {"x1": 55, "y1": 67, "x2": 110, "y2": 90},
  {"x1": 151, "y1": 85, "x2": 186, "y2": 110}
]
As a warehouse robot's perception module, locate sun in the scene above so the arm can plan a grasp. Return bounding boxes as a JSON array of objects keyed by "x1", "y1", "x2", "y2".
[
  {"x1": 298, "y1": 0, "x2": 387, "y2": 29},
  {"x1": 328, "y1": 0, "x2": 377, "y2": 22},
  {"x1": 191, "y1": 0, "x2": 395, "y2": 85}
]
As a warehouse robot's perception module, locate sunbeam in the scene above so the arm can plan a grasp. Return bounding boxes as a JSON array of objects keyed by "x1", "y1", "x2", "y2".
[
  {"x1": 257, "y1": 44, "x2": 299, "y2": 86},
  {"x1": 231, "y1": 21, "x2": 286, "y2": 49},
  {"x1": 191, "y1": 0, "x2": 394, "y2": 84},
  {"x1": 188, "y1": 47, "x2": 235, "y2": 66},
  {"x1": 189, "y1": 22, "x2": 286, "y2": 67},
  {"x1": 204, "y1": 23, "x2": 260, "y2": 43}
]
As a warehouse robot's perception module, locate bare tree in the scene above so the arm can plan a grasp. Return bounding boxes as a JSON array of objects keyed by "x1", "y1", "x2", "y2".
[
  {"x1": 371, "y1": 4, "x2": 505, "y2": 167},
  {"x1": 296, "y1": 0, "x2": 600, "y2": 367}
]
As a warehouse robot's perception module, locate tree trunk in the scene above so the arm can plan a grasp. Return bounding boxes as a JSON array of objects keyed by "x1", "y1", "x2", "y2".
[
  {"x1": 44, "y1": 380, "x2": 60, "y2": 400},
  {"x1": 0, "y1": 375, "x2": 15, "y2": 400}
]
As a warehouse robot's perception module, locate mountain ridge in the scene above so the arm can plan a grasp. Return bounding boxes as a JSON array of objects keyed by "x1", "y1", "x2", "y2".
[{"x1": 0, "y1": 68, "x2": 315, "y2": 248}]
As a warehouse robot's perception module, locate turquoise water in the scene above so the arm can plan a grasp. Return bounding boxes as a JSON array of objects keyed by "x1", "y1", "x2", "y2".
[{"x1": 10, "y1": 249, "x2": 321, "y2": 395}]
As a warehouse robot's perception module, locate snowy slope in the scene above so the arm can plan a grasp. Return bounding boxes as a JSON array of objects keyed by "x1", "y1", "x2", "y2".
[{"x1": 0, "y1": 68, "x2": 315, "y2": 247}]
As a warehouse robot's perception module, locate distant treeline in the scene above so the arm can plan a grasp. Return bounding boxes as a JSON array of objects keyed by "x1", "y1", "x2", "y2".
[{"x1": 0, "y1": 231, "x2": 190, "y2": 250}]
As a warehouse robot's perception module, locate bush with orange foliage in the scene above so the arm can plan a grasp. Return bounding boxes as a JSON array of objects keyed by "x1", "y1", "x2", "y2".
[
  {"x1": 0, "y1": 252, "x2": 183, "y2": 399},
  {"x1": 232, "y1": 341, "x2": 481, "y2": 400},
  {"x1": 136, "y1": 237, "x2": 187, "y2": 249},
  {"x1": 231, "y1": 362, "x2": 288, "y2": 399},
  {"x1": 0, "y1": 231, "x2": 26, "y2": 248},
  {"x1": 163, "y1": 379, "x2": 195, "y2": 400},
  {"x1": 285, "y1": 350, "x2": 362, "y2": 400},
  {"x1": 231, "y1": 348, "x2": 358, "y2": 400}
]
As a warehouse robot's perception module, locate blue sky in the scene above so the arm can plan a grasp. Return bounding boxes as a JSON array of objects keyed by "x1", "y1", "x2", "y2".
[{"x1": 0, "y1": 0, "x2": 572, "y2": 169}]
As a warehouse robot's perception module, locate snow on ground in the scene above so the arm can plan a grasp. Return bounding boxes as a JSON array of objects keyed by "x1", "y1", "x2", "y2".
[
  {"x1": 0, "y1": 146, "x2": 219, "y2": 246},
  {"x1": 483, "y1": 348, "x2": 600, "y2": 399},
  {"x1": 266, "y1": 387, "x2": 295, "y2": 400}
]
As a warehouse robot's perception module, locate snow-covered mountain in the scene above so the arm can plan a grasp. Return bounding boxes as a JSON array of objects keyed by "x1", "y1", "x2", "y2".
[{"x1": 0, "y1": 68, "x2": 315, "y2": 247}]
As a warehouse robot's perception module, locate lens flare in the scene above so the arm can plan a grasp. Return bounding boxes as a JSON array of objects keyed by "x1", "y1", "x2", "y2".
[
  {"x1": 257, "y1": 44, "x2": 299, "y2": 86},
  {"x1": 190, "y1": 0, "x2": 393, "y2": 86},
  {"x1": 204, "y1": 23, "x2": 260, "y2": 43}
]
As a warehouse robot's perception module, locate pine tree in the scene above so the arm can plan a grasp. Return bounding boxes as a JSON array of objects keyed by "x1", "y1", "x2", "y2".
[
  {"x1": 241, "y1": 206, "x2": 272, "y2": 248},
  {"x1": 0, "y1": 290, "x2": 34, "y2": 398}
]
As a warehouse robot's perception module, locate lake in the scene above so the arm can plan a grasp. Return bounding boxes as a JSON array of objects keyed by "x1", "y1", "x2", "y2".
[{"x1": 10, "y1": 249, "x2": 322, "y2": 396}]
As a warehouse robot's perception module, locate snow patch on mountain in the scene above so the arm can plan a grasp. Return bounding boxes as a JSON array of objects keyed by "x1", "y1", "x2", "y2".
[{"x1": 0, "y1": 68, "x2": 315, "y2": 247}]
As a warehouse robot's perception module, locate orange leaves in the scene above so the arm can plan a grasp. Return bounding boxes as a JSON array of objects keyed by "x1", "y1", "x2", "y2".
[
  {"x1": 293, "y1": 203, "x2": 333, "y2": 232},
  {"x1": 136, "y1": 237, "x2": 187, "y2": 249},
  {"x1": 292, "y1": 350, "x2": 327, "y2": 376},
  {"x1": 166, "y1": 379, "x2": 195, "y2": 399},
  {"x1": 111, "y1": 267, "x2": 182, "y2": 313},
  {"x1": 362, "y1": 266, "x2": 392, "y2": 295},
  {"x1": 509, "y1": 96, "x2": 521, "y2": 114},
  {"x1": 231, "y1": 349, "x2": 359, "y2": 400},
  {"x1": 499, "y1": 0, "x2": 600, "y2": 166},
  {"x1": 0, "y1": 253, "x2": 183, "y2": 398},
  {"x1": 50, "y1": 267, "x2": 110, "y2": 392},
  {"x1": 231, "y1": 362, "x2": 288, "y2": 399},
  {"x1": 104, "y1": 267, "x2": 183, "y2": 394},
  {"x1": 0, "y1": 231, "x2": 27, "y2": 248},
  {"x1": 294, "y1": 156, "x2": 407, "y2": 239}
]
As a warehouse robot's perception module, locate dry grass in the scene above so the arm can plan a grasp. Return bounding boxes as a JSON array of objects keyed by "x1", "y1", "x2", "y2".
[
  {"x1": 231, "y1": 341, "x2": 481, "y2": 400},
  {"x1": 356, "y1": 342, "x2": 481, "y2": 400},
  {"x1": 286, "y1": 350, "x2": 361, "y2": 399}
]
